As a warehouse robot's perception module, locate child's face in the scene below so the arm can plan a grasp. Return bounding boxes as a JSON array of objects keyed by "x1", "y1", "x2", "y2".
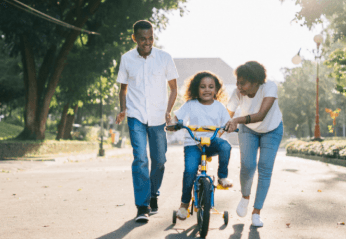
[{"x1": 198, "y1": 77, "x2": 216, "y2": 105}]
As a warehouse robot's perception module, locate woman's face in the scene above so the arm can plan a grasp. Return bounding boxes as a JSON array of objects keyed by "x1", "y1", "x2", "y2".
[
  {"x1": 198, "y1": 77, "x2": 216, "y2": 105},
  {"x1": 236, "y1": 77, "x2": 259, "y2": 98}
]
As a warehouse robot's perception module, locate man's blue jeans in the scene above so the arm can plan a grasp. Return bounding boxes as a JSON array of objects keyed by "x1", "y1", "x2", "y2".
[
  {"x1": 238, "y1": 122, "x2": 283, "y2": 210},
  {"x1": 181, "y1": 137, "x2": 232, "y2": 204},
  {"x1": 127, "y1": 117, "x2": 167, "y2": 207}
]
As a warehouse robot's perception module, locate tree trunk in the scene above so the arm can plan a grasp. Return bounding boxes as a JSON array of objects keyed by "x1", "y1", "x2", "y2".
[
  {"x1": 16, "y1": 0, "x2": 101, "y2": 140},
  {"x1": 56, "y1": 103, "x2": 69, "y2": 140},
  {"x1": 63, "y1": 105, "x2": 78, "y2": 139},
  {"x1": 16, "y1": 34, "x2": 38, "y2": 140}
]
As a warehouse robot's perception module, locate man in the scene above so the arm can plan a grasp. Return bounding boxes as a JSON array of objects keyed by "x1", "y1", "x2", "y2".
[{"x1": 115, "y1": 20, "x2": 178, "y2": 223}]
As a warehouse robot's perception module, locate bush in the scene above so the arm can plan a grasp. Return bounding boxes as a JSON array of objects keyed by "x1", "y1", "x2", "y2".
[{"x1": 286, "y1": 139, "x2": 346, "y2": 158}]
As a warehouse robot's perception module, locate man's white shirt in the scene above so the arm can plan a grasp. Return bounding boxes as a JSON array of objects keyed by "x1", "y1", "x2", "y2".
[{"x1": 117, "y1": 47, "x2": 179, "y2": 126}]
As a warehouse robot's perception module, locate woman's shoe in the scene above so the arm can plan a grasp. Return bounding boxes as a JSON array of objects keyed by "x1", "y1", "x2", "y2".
[
  {"x1": 176, "y1": 202, "x2": 189, "y2": 220},
  {"x1": 236, "y1": 197, "x2": 249, "y2": 217},
  {"x1": 251, "y1": 213, "x2": 263, "y2": 227},
  {"x1": 218, "y1": 178, "x2": 233, "y2": 188}
]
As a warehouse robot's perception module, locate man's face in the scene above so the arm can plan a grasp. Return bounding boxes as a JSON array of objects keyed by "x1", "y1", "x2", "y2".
[{"x1": 133, "y1": 28, "x2": 154, "y2": 57}]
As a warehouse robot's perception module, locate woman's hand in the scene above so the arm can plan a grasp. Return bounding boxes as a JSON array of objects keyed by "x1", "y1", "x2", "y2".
[{"x1": 225, "y1": 119, "x2": 238, "y2": 133}]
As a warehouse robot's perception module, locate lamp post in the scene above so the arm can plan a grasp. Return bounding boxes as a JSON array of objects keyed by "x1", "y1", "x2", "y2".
[
  {"x1": 99, "y1": 80, "x2": 105, "y2": 156},
  {"x1": 292, "y1": 34, "x2": 323, "y2": 141}
]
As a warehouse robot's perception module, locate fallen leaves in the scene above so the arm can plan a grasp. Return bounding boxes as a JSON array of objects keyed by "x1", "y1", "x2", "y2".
[
  {"x1": 317, "y1": 189, "x2": 322, "y2": 192},
  {"x1": 286, "y1": 223, "x2": 291, "y2": 228},
  {"x1": 77, "y1": 188, "x2": 82, "y2": 191},
  {"x1": 337, "y1": 222, "x2": 345, "y2": 225}
]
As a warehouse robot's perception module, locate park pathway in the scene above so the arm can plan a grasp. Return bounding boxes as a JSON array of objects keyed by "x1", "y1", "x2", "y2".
[{"x1": 0, "y1": 145, "x2": 346, "y2": 239}]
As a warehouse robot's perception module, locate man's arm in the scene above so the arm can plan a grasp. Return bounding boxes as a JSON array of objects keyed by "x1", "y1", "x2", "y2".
[
  {"x1": 165, "y1": 79, "x2": 178, "y2": 124},
  {"x1": 115, "y1": 84, "x2": 128, "y2": 124}
]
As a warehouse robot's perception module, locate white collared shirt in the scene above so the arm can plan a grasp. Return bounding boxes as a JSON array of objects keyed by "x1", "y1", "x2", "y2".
[{"x1": 116, "y1": 47, "x2": 179, "y2": 126}]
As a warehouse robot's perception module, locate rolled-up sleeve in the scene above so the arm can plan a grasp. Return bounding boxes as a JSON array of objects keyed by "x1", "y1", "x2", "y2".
[
  {"x1": 227, "y1": 89, "x2": 240, "y2": 112},
  {"x1": 116, "y1": 55, "x2": 128, "y2": 84}
]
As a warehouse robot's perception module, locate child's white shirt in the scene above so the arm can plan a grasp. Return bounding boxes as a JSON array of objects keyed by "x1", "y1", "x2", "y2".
[{"x1": 174, "y1": 99, "x2": 231, "y2": 146}]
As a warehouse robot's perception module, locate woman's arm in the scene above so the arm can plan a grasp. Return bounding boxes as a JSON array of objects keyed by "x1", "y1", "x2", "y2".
[{"x1": 225, "y1": 97, "x2": 276, "y2": 132}]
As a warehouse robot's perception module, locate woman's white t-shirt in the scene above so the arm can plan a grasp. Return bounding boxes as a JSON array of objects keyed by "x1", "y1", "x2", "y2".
[
  {"x1": 174, "y1": 99, "x2": 231, "y2": 146},
  {"x1": 227, "y1": 80, "x2": 282, "y2": 133}
]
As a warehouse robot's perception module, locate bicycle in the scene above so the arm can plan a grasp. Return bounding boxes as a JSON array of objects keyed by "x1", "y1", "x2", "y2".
[{"x1": 166, "y1": 120, "x2": 238, "y2": 238}]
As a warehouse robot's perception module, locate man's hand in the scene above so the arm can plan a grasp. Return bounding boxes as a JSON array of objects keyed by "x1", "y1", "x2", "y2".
[
  {"x1": 115, "y1": 111, "x2": 126, "y2": 125},
  {"x1": 225, "y1": 119, "x2": 238, "y2": 133},
  {"x1": 165, "y1": 112, "x2": 171, "y2": 125}
]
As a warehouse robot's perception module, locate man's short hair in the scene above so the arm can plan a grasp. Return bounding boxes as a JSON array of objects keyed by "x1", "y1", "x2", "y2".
[{"x1": 133, "y1": 20, "x2": 153, "y2": 35}]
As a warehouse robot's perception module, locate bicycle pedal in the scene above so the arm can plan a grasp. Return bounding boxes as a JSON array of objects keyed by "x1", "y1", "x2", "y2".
[{"x1": 216, "y1": 184, "x2": 229, "y2": 190}]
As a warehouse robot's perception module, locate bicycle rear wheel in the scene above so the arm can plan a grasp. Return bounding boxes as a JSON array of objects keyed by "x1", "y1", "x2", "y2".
[{"x1": 197, "y1": 177, "x2": 212, "y2": 238}]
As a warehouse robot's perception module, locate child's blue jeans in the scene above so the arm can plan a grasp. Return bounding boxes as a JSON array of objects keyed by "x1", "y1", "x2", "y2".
[
  {"x1": 127, "y1": 117, "x2": 167, "y2": 208},
  {"x1": 238, "y1": 122, "x2": 283, "y2": 210},
  {"x1": 181, "y1": 137, "x2": 231, "y2": 204}
]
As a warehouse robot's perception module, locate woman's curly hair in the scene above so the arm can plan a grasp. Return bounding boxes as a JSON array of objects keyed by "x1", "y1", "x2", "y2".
[{"x1": 183, "y1": 71, "x2": 229, "y2": 105}]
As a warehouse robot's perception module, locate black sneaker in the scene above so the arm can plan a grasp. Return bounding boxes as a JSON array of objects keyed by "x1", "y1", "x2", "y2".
[
  {"x1": 150, "y1": 197, "x2": 158, "y2": 215},
  {"x1": 135, "y1": 206, "x2": 149, "y2": 223}
]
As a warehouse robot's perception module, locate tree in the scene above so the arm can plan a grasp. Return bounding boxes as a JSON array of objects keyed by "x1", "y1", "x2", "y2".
[
  {"x1": 0, "y1": 0, "x2": 187, "y2": 140},
  {"x1": 283, "y1": 0, "x2": 346, "y2": 40},
  {"x1": 279, "y1": 60, "x2": 336, "y2": 138}
]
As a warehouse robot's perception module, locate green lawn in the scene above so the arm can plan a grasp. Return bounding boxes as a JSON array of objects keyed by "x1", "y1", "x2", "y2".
[{"x1": 0, "y1": 121, "x2": 56, "y2": 140}]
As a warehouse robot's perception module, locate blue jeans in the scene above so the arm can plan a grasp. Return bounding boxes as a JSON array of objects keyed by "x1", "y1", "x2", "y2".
[
  {"x1": 238, "y1": 122, "x2": 283, "y2": 210},
  {"x1": 181, "y1": 137, "x2": 232, "y2": 204},
  {"x1": 127, "y1": 117, "x2": 167, "y2": 207}
]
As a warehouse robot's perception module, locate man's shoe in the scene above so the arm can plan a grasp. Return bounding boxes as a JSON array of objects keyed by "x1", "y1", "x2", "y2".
[
  {"x1": 251, "y1": 213, "x2": 264, "y2": 227},
  {"x1": 149, "y1": 197, "x2": 158, "y2": 215},
  {"x1": 135, "y1": 206, "x2": 149, "y2": 223},
  {"x1": 236, "y1": 197, "x2": 249, "y2": 217}
]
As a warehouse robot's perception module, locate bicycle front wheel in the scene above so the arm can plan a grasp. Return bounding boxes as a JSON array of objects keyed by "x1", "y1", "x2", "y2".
[{"x1": 197, "y1": 177, "x2": 212, "y2": 238}]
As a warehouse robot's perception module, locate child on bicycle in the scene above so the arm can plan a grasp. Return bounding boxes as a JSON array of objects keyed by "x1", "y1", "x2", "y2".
[{"x1": 168, "y1": 71, "x2": 233, "y2": 220}]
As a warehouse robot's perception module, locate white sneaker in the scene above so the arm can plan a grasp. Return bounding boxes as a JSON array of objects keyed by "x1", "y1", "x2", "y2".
[
  {"x1": 176, "y1": 207, "x2": 188, "y2": 220},
  {"x1": 236, "y1": 197, "x2": 249, "y2": 217},
  {"x1": 252, "y1": 213, "x2": 263, "y2": 227}
]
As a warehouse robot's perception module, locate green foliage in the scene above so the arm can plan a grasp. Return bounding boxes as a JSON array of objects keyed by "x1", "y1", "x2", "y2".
[
  {"x1": 0, "y1": 121, "x2": 23, "y2": 140},
  {"x1": 286, "y1": 139, "x2": 346, "y2": 157},
  {"x1": 279, "y1": 60, "x2": 338, "y2": 138},
  {"x1": 286, "y1": 0, "x2": 346, "y2": 40},
  {"x1": 324, "y1": 47, "x2": 346, "y2": 93}
]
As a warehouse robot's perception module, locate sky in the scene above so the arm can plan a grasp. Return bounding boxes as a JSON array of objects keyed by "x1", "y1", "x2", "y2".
[{"x1": 155, "y1": 0, "x2": 324, "y2": 82}]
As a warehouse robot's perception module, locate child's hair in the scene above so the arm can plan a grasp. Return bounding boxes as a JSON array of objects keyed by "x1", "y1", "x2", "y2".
[{"x1": 183, "y1": 71, "x2": 229, "y2": 105}]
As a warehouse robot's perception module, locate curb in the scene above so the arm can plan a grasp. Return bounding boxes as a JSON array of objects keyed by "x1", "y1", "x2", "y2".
[
  {"x1": 286, "y1": 153, "x2": 346, "y2": 167},
  {"x1": 0, "y1": 147, "x2": 133, "y2": 163}
]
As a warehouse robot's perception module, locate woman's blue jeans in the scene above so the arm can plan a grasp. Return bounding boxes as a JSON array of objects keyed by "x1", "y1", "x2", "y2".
[
  {"x1": 127, "y1": 117, "x2": 167, "y2": 208},
  {"x1": 238, "y1": 122, "x2": 283, "y2": 210},
  {"x1": 181, "y1": 137, "x2": 232, "y2": 204}
]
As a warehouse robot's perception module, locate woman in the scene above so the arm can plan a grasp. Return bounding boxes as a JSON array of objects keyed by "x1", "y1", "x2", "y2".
[{"x1": 225, "y1": 61, "x2": 283, "y2": 227}]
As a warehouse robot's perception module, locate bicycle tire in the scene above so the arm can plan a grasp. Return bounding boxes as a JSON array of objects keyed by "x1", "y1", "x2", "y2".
[{"x1": 197, "y1": 177, "x2": 211, "y2": 238}]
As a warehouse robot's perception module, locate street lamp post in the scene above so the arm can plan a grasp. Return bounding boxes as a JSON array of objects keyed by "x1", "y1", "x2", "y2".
[
  {"x1": 292, "y1": 34, "x2": 323, "y2": 141},
  {"x1": 99, "y1": 81, "x2": 105, "y2": 156}
]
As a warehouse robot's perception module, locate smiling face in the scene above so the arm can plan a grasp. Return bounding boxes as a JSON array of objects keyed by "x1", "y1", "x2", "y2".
[
  {"x1": 236, "y1": 77, "x2": 259, "y2": 98},
  {"x1": 198, "y1": 77, "x2": 216, "y2": 105},
  {"x1": 132, "y1": 28, "x2": 154, "y2": 58}
]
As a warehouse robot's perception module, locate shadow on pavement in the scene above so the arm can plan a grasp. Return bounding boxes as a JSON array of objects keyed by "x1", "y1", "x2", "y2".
[
  {"x1": 165, "y1": 224, "x2": 199, "y2": 238},
  {"x1": 96, "y1": 219, "x2": 146, "y2": 239},
  {"x1": 229, "y1": 224, "x2": 244, "y2": 239},
  {"x1": 229, "y1": 224, "x2": 260, "y2": 239},
  {"x1": 248, "y1": 226, "x2": 260, "y2": 239}
]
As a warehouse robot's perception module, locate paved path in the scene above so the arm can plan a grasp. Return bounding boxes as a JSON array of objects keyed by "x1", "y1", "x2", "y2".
[{"x1": 0, "y1": 146, "x2": 346, "y2": 239}]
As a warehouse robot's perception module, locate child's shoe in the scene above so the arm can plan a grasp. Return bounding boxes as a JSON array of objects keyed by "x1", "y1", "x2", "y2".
[
  {"x1": 176, "y1": 202, "x2": 189, "y2": 220},
  {"x1": 218, "y1": 178, "x2": 233, "y2": 188}
]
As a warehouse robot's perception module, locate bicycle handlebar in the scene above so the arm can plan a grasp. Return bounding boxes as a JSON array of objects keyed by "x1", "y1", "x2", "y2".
[{"x1": 166, "y1": 120, "x2": 239, "y2": 143}]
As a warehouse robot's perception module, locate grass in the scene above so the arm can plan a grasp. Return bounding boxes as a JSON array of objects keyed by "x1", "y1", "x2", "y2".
[{"x1": 0, "y1": 121, "x2": 56, "y2": 140}]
